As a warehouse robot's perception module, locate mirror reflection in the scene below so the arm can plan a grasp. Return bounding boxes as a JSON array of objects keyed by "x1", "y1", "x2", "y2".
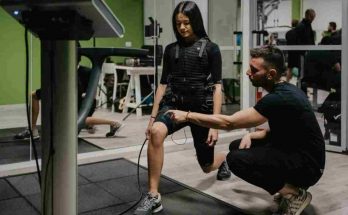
[{"x1": 0, "y1": 0, "x2": 344, "y2": 164}]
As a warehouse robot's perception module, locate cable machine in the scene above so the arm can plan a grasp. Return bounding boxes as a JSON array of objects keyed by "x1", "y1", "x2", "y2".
[{"x1": 0, "y1": 1, "x2": 147, "y2": 214}]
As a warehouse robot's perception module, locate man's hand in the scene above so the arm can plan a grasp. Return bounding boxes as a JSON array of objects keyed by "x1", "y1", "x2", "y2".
[
  {"x1": 333, "y1": 62, "x2": 341, "y2": 72},
  {"x1": 206, "y1": 128, "x2": 218, "y2": 147},
  {"x1": 166, "y1": 110, "x2": 188, "y2": 123},
  {"x1": 239, "y1": 133, "x2": 252, "y2": 149}
]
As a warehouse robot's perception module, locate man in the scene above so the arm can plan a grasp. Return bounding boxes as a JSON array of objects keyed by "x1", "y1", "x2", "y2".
[
  {"x1": 320, "y1": 23, "x2": 340, "y2": 45},
  {"x1": 321, "y1": 22, "x2": 337, "y2": 43},
  {"x1": 285, "y1": 19, "x2": 300, "y2": 82},
  {"x1": 327, "y1": 22, "x2": 337, "y2": 35},
  {"x1": 168, "y1": 46, "x2": 325, "y2": 215},
  {"x1": 293, "y1": 9, "x2": 316, "y2": 94},
  {"x1": 295, "y1": 9, "x2": 316, "y2": 45}
]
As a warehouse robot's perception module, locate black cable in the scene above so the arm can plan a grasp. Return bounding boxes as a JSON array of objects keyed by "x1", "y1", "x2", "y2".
[
  {"x1": 24, "y1": 27, "x2": 42, "y2": 185},
  {"x1": 94, "y1": 84, "x2": 116, "y2": 109},
  {"x1": 171, "y1": 127, "x2": 187, "y2": 145},
  {"x1": 122, "y1": 91, "x2": 154, "y2": 121},
  {"x1": 117, "y1": 138, "x2": 147, "y2": 215},
  {"x1": 43, "y1": 42, "x2": 56, "y2": 214},
  {"x1": 50, "y1": 45, "x2": 55, "y2": 213}
]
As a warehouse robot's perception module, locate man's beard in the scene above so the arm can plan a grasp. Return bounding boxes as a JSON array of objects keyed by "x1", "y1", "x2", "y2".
[
  {"x1": 250, "y1": 79, "x2": 261, "y2": 87},
  {"x1": 250, "y1": 77, "x2": 269, "y2": 88}
]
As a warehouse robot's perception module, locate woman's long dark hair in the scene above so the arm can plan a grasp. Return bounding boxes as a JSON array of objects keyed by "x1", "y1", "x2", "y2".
[{"x1": 172, "y1": 1, "x2": 209, "y2": 43}]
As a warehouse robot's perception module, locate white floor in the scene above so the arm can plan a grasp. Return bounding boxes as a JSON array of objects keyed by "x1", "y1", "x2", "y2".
[{"x1": 0, "y1": 103, "x2": 348, "y2": 215}]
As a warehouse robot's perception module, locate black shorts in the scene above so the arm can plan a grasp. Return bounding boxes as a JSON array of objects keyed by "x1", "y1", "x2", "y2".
[
  {"x1": 154, "y1": 100, "x2": 214, "y2": 168},
  {"x1": 227, "y1": 138, "x2": 323, "y2": 194}
]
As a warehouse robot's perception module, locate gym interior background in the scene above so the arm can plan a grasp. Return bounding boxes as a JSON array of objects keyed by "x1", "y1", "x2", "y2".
[{"x1": 0, "y1": 0, "x2": 347, "y2": 215}]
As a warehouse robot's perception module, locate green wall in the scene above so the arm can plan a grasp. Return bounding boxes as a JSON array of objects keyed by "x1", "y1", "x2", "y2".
[
  {"x1": 0, "y1": 7, "x2": 41, "y2": 105},
  {"x1": 292, "y1": 0, "x2": 302, "y2": 21},
  {"x1": 0, "y1": 0, "x2": 143, "y2": 105}
]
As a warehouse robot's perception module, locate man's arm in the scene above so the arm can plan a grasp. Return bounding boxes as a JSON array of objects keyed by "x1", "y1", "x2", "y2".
[
  {"x1": 249, "y1": 128, "x2": 268, "y2": 139},
  {"x1": 169, "y1": 107, "x2": 267, "y2": 130},
  {"x1": 239, "y1": 129, "x2": 269, "y2": 149}
]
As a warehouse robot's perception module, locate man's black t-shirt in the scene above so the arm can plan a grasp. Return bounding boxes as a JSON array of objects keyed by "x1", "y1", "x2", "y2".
[
  {"x1": 295, "y1": 19, "x2": 315, "y2": 45},
  {"x1": 254, "y1": 82, "x2": 325, "y2": 169}
]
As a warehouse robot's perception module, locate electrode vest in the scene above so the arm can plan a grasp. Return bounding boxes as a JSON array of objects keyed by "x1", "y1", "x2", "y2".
[{"x1": 168, "y1": 38, "x2": 213, "y2": 100}]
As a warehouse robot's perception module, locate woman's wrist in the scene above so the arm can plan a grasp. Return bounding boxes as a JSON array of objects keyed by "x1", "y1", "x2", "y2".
[{"x1": 149, "y1": 116, "x2": 156, "y2": 122}]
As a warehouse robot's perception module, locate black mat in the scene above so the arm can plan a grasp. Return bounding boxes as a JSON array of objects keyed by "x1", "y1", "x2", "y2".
[
  {"x1": 0, "y1": 127, "x2": 101, "y2": 165},
  {"x1": 0, "y1": 158, "x2": 246, "y2": 215}
]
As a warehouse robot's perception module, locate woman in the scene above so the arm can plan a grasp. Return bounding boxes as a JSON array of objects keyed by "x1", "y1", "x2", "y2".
[{"x1": 134, "y1": 1, "x2": 230, "y2": 214}]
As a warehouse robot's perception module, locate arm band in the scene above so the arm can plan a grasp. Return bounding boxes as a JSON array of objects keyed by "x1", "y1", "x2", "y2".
[{"x1": 185, "y1": 111, "x2": 191, "y2": 122}]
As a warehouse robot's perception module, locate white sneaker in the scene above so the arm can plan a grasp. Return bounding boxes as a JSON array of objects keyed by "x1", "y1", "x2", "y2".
[
  {"x1": 134, "y1": 192, "x2": 163, "y2": 214},
  {"x1": 282, "y1": 189, "x2": 312, "y2": 215},
  {"x1": 14, "y1": 128, "x2": 39, "y2": 140}
]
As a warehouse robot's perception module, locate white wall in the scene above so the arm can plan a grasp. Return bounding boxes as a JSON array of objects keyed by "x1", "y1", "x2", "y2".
[
  {"x1": 263, "y1": 0, "x2": 342, "y2": 43},
  {"x1": 264, "y1": 0, "x2": 292, "y2": 28},
  {"x1": 209, "y1": 0, "x2": 239, "y2": 45},
  {"x1": 209, "y1": 0, "x2": 240, "y2": 79},
  {"x1": 143, "y1": 0, "x2": 174, "y2": 47},
  {"x1": 303, "y1": 0, "x2": 342, "y2": 41}
]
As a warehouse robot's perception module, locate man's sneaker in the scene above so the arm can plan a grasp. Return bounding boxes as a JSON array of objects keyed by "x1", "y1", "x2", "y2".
[
  {"x1": 134, "y1": 192, "x2": 163, "y2": 215},
  {"x1": 14, "y1": 129, "x2": 40, "y2": 140},
  {"x1": 280, "y1": 189, "x2": 312, "y2": 215},
  {"x1": 217, "y1": 160, "x2": 232, "y2": 181},
  {"x1": 273, "y1": 192, "x2": 282, "y2": 203},
  {"x1": 105, "y1": 123, "x2": 125, "y2": 137}
]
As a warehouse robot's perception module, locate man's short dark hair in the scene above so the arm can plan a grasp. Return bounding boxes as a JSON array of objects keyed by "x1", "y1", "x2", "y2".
[
  {"x1": 305, "y1": 9, "x2": 316, "y2": 20},
  {"x1": 250, "y1": 46, "x2": 286, "y2": 76},
  {"x1": 329, "y1": 22, "x2": 337, "y2": 30}
]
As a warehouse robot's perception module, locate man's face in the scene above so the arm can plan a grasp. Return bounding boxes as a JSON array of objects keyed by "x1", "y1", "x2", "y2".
[
  {"x1": 328, "y1": 25, "x2": 332, "y2": 32},
  {"x1": 246, "y1": 57, "x2": 270, "y2": 87},
  {"x1": 328, "y1": 24, "x2": 335, "y2": 32},
  {"x1": 309, "y1": 12, "x2": 316, "y2": 23},
  {"x1": 176, "y1": 13, "x2": 195, "y2": 40}
]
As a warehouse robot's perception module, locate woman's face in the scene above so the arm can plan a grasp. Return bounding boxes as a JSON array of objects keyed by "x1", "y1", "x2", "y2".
[{"x1": 176, "y1": 13, "x2": 196, "y2": 41}]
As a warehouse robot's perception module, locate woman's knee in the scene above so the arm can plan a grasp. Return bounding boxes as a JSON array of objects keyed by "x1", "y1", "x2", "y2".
[{"x1": 149, "y1": 123, "x2": 167, "y2": 146}]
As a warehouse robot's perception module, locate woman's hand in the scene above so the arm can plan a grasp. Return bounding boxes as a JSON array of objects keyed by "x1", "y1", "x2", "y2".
[
  {"x1": 145, "y1": 118, "x2": 155, "y2": 140},
  {"x1": 239, "y1": 133, "x2": 252, "y2": 149},
  {"x1": 206, "y1": 128, "x2": 218, "y2": 147}
]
